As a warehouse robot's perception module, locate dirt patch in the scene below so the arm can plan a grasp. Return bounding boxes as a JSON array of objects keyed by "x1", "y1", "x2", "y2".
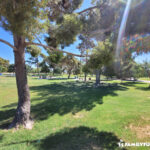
[
  {"x1": 73, "y1": 113, "x2": 84, "y2": 119},
  {"x1": 92, "y1": 145, "x2": 102, "y2": 150},
  {"x1": 52, "y1": 128, "x2": 56, "y2": 131},
  {"x1": 141, "y1": 116, "x2": 150, "y2": 121},
  {"x1": 129, "y1": 124, "x2": 150, "y2": 139}
]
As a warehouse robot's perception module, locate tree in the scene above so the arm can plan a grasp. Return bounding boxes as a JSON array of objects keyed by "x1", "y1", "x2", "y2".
[
  {"x1": 40, "y1": 61, "x2": 50, "y2": 73},
  {"x1": 73, "y1": 64, "x2": 81, "y2": 76},
  {"x1": 61, "y1": 55, "x2": 79, "y2": 79},
  {"x1": 26, "y1": 64, "x2": 33, "y2": 74},
  {"x1": 46, "y1": 51, "x2": 64, "y2": 75},
  {"x1": 121, "y1": 0, "x2": 150, "y2": 61},
  {"x1": 0, "y1": 57, "x2": 9, "y2": 72},
  {"x1": 120, "y1": 61, "x2": 137, "y2": 80},
  {"x1": 126, "y1": 0, "x2": 150, "y2": 35},
  {"x1": 53, "y1": 67, "x2": 63, "y2": 75},
  {"x1": 8, "y1": 64, "x2": 15, "y2": 73},
  {"x1": 26, "y1": 45, "x2": 41, "y2": 76},
  {"x1": 76, "y1": 0, "x2": 122, "y2": 82},
  {"x1": 0, "y1": 0, "x2": 47, "y2": 128},
  {"x1": 103, "y1": 64, "x2": 116, "y2": 79},
  {"x1": 88, "y1": 40, "x2": 113, "y2": 86},
  {"x1": 77, "y1": 35, "x2": 95, "y2": 81},
  {"x1": 0, "y1": 0, "x2": 86, "y2": 128},
  {"x1": 142, "y1": 61, "x2": 150, "y2": 79},
  {"x1": 82, "y1": 63, "x2": 92, "y2": 82},
  {"x1": 122, "y1": 34, "x2": 150, "y2": 55}
]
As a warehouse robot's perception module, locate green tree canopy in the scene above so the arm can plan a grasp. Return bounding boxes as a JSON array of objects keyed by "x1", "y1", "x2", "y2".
[
  {"x1": 26, "y1": 45, "x2": 41, "y2": 57},
  {"x1": 61, "y1": 54, "x2": 79, "y2": 78},
  {"x1": 88, "y1": 40, "x2": 113, "y2": 85},
  {"x1": 0, "y1": 57, "x2": 9, "y2": 72},
  {"x1": 89, "y1": 40, "x2": 113, "y2": 70},
  {"x1": 8, "y1": 64, "x2": 15, "y2": 73}
]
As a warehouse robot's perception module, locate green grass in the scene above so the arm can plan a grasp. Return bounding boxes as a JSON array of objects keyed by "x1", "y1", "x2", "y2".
[
  {"x1": 0, "y1": 77, "x2": 150, "y2": 150},
  {"x1": 138, "y1": 77, "x2": 150, "y2": 81}
]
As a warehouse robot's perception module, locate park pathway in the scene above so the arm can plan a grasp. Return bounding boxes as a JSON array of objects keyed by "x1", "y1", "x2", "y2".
[{"x1": 137, "y1": 80, "x2": 150, "y2": 84}]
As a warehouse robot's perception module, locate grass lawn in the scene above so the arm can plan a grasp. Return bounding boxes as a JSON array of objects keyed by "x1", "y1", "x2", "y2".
[
  {"x1": 0, "y1": 77, "x2": 150, "y2": 150},
  {"x1": 138, "y1": 77, "x2": 150, "y2": 81}
]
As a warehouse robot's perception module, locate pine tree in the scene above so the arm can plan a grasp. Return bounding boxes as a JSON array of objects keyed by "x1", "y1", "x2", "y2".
[
  {"x1": 0, "y1": 0, "x2": 48, "y2": 128},
  {"x1": 0, "y1": 0, "x2": 87, "y2": 128}
]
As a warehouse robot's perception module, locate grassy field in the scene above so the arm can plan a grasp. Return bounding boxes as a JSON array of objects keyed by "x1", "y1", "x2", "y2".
[
  {"x1": 0, "y1": 77, "x2": 150, "y2": 150},
  {"x1": 138, "y1": 77, "x2": 150, "y2": 81}
]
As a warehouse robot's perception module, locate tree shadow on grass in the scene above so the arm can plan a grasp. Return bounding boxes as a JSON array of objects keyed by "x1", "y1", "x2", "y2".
[
  {"x1": 120, "y1": 82, "x2": 150, "y2": 91},
  {"x1": 120, "y1": 81, "x2": 145, "y2": 87},
  {"x1": 0, "y1": 81, "x2": 128, "y2": 128},
  {"x1": 34, "y1": 126, "x2": 125, "y2": 150},
  {"x1": 136, "y1": 86, "x2": 150, "y2": 91},
  {"x1": 1, "y1": 126, "x2": 126, "y2": 150},
  {"x1": 0, "y1": 109, "x2": 15, "y2": 129},
  {"x1": 2, "y1": 103, "x2": 17, "y2": 109},
  {"x1": 0, "y1": 134, "x2": 3, "y2": 141},
  {"x1": 30, "y1": 82, "x2": 128, "y2": 121}
]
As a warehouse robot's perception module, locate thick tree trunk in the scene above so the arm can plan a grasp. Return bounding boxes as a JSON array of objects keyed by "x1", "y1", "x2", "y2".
[
  {"x1": 95, "y1": 69, "x2": 100, "y2": 86},
  {"x1": 9, "y1": 35, "x2": 33, "y2": 129}
]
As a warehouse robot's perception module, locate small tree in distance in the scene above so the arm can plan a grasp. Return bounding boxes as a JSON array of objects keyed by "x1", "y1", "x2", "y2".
[
  {"x1": 8, "y1": 64, "x2": 15, "y2": 73},
  {"x1": 61, "y1": 55, "x2": 79, "y2": 79},
  {"x1": 0, "y1": 57, "x2": 9, "y2": 72},
  {"x1": 26, "y1": 45, "x2": 41, "y2": 76},
  {"x1": 46, "y1": 51, "x2": 64, "y2": 75},
  {"x1": 88, "y1": 40, "x2": 113, "y2": 86},
  {"x1": 82, "y1": 63, "x2": 92, "y2": 82}
]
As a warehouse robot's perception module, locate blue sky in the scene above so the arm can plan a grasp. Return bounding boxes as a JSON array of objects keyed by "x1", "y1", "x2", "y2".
[
  {"x1": 135, "y1": 53, "x2": 150, "y2": 63},
  {"x1": 0, "y1": 0, "x2": 150, "y2": 64}
]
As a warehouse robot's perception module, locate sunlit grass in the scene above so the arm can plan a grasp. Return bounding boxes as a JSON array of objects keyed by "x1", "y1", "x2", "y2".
[
  {"x1": 0, "y1": 77, "x2": 150, "y2": 150},
  {"x1": 139, "y1": 77, "x2": 150, "y2": 81}
]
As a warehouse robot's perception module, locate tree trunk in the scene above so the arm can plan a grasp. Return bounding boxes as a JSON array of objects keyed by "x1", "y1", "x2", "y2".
[
  {"x1": 84, "y1": 73, "x2": 87, "y2": 82},
  {"x1": 53, "y1": 68, "x2": 55, "y2": 76},
  {"x1": 9, "y1": 35, "x2": 33, "y2": 129},
  {"x1": 68, "y1": 73, "x2": 71, "y2": 79},
  {"x1": 95, "y1": 69, "x2": 100, "y2": 86},
  {"x1": 37, "y1": 58, "x2": 40, "y2": 77}
]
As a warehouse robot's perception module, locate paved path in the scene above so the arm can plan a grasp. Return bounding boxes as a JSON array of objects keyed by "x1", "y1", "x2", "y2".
[{"x1": 137, "y1": 80, "x2": 150, "y2": 84}]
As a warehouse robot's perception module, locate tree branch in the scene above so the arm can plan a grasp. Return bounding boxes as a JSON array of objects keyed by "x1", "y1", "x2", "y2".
[
  {"x1": 87, "y1": 25, "x2": 114, "y2": 38},
  {"x1": 35, "y1": 35, "x2": 43, "y2": 44},
  {"x1": 0, "y1": 38, "x2": 17, "y2": 51},
  {"x1": 25, "y1": 42, "x2": 85, "y2": 57},
  {"x1": 78, "y1": 6, "x2": 99, "y2": 14},
  {"x1": 78, "y1": 2, "x2": 106, "y2": 15}
]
